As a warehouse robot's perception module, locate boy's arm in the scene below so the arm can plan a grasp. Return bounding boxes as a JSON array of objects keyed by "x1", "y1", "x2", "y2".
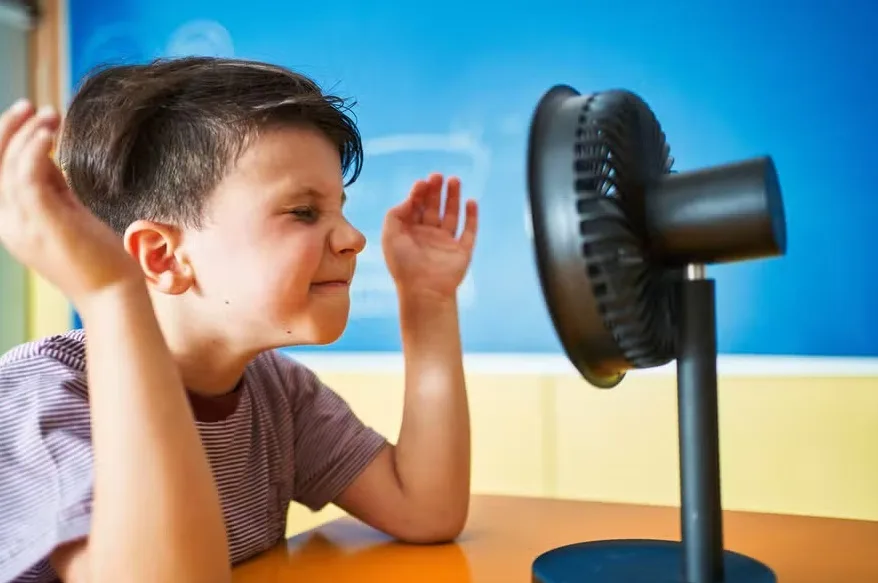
[
  {"x1": 51, "y1": 285, "x2": 231, "y2": 583},
  {"x1": 0, "y1": 103, "x2": 229, "y2": 583},
  {"x1": 333, "y1": 174, "x2": 476, "y2": 544},
  {"x1": 334, "y1": 292, "x2": 471, "y2": 543}
]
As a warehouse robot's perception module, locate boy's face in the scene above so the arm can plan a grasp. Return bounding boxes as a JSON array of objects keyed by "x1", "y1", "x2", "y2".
[{"x1": 177, "y1": 125, "x2": 366, "y2": 349}]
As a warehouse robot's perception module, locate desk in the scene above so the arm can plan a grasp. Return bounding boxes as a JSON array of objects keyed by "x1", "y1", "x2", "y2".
[{"x1": 232, "y1": 495, "x2": 878, "y2": 582}]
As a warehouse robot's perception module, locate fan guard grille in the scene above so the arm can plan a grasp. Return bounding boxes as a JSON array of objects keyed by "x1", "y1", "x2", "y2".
[{"x1": 572, "y1": 91, "x2": 679, "y2": 369}]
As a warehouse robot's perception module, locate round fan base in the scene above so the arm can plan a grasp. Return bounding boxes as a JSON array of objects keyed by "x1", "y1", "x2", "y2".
[{"x1": 532, "y1": 539, "x2": 776, "y2": 583}]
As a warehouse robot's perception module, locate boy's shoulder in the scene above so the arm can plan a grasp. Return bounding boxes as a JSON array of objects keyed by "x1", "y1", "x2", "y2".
[
  {"x1": 0, "y1": 328, "x2": 90, "y2": 435},
  {"x1": 0, "y1": 328, "x2": 87, "y2": 371},
  {"x1": 0, "y1": 332, "x2": 92, "y2": 583},
  {"x1": 0, "y1": 329, "x2": 88, "y2": 403},
  {"x1": 0, "y1": 331, "x2": 311, "y2": 386}
]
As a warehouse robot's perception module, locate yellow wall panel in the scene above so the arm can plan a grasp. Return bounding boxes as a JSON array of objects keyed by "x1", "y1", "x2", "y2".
[
  {"x1": 309, "y1": 371, "x2": 552, "y2": 498},
  {"x1": 716, "y1": 375, "x2": 878, "y2": 520},
  {"x1": 553, "y1": 373, "x2": 682, "y2": 507},
  {"x1": 465, "y1": 374, "x2": 552, "y2": 497},
  {"x1": 318, "y1": 371, "x2": 406, "y2": 438},
  {"x1": 285, "y1": 504, "x2": 346, "y2": 538},
  {"x1": 552, "y1": 373, "x2": 878, "y2": 521}
]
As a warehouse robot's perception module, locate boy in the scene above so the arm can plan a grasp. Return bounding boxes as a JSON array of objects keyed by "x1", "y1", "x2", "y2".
[{"x1": 0, "y1": 57, "x2": 477, "y2": 583}]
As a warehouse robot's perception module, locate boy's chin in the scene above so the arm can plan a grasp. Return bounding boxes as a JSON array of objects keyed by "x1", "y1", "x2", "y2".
[
  {"x1": 269, "y1": 316, "x2": 349, "y2": 348},
  {"x1": 300, "y1": 329, "x2": 346, "y2": 346}
]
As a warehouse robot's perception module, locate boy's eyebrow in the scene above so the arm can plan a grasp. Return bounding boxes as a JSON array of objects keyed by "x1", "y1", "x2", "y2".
[{"x1": 283, "y1": 187, "x2": 347, "y2": 206}]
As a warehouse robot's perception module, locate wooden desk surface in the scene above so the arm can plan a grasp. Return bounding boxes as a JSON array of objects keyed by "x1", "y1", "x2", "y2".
[{"x1": 232, "y1": 495, "x2": 878, "y2": 583}]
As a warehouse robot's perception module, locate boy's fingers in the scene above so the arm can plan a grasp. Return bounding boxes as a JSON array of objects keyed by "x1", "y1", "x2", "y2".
[
  {"x1": 410, "y1": 180, "x2": 428, "y2": 224},
  {"x1": 441, "y1": 177, "x2": 461, "y2": 234},
  {"x1": 421, "y1": 173, "x2": 443, "y2": 227},
  {"x1": 458, "y1": 199, "x2": 478, "y2": 252},
  {"x1": 3, "y1": 107, "x2": 59, "y2": 170},
  {"x1": 20, "y1": 128, "x2": 56, "y2": 190},
  {"x1": 0, "y1": 100, "x2": 35, "y2": 163},
  {"x1": 388, "y1": 180, "x2": 426, "y2": 223}
]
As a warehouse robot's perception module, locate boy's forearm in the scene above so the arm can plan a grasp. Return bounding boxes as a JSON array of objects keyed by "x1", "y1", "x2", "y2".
[
  {"x1": 78, "y1": 282, "x2": 230, "y2": 583},
  {"x1": 393, "y1": 291, "x2": 471, "y2": 535}
]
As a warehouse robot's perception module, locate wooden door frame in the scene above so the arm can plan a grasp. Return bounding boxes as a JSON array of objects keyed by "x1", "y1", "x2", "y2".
[{"x1": 27, "y1": 0, "x2": 73, "y2": 339}]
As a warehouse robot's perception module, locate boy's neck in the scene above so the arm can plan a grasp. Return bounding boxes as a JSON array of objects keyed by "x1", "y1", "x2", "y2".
[
  {"x1": 151, "y1": 297, "x2": 259, "y2": 398},
  {"x1": 171, "y1": 342, "x2": 253, "y2": 397}
]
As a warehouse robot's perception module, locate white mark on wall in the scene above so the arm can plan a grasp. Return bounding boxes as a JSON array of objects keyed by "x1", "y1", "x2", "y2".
[
  {"x1": 361, "y1": 131, "x2": 491, "y2": 201},
  {"x1": 165, "y1": 20, "x2": 235, "y2": 58},
  {"x1": 80, "y1": 19, "x2": 235, "y2": 71},
  {"x1": 347, "y1": 130, "x2": 490, "y2": 319}
]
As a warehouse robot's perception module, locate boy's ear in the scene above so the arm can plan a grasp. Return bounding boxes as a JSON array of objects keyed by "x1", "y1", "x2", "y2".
[{"x1": 123, "y1": 220, "x2": 195, "y2": 295}]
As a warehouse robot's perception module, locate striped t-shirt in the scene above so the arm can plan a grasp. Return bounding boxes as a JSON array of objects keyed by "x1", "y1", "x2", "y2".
[{"x1": 0, "y1": 329, "x2": 388, "y2": 583}]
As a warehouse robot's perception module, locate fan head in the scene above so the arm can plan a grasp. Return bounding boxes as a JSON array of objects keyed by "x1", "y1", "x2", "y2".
[{"x1": 526, "y1": 86, "x2": 785, "y2": 388}]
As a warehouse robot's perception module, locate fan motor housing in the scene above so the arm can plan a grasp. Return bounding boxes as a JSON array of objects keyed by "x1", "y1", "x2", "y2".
[{"x1": 645, "y1": 156, "x2": 786, "y2": 265}]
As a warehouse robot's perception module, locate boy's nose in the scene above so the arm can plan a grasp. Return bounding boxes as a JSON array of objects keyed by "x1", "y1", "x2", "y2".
[{"x1": 331, "y1": 220, "x2": 366, "y2": 256}]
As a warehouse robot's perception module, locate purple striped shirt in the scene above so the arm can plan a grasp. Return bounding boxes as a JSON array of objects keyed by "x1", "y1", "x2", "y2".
[{"x1": 0, "y1": 329, "x2": 388, "y2": 582}]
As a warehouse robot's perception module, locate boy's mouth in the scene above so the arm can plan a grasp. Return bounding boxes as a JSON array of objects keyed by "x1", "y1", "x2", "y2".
[{"x1": 310, "y1": 278, "x2": 351, "y2": 290}]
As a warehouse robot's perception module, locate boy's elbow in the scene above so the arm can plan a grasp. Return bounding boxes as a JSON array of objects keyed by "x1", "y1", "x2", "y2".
[
  {"x1": 397, "y1": 524, "x2": 464, "y2": 545},
  {"x1": 396, "y1": 504, "x2": 469, "y2": 544},
  {"x1": 89, "y1": 562, "x2": 231, "y2": 583},
  {"x1": 424, "y1": 519, "x2": 467, "y2": 544}
]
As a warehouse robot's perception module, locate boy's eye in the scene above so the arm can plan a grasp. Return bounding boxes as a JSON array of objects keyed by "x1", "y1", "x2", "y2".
[{"x1": 289, "y1": 206, "x2": 318, "y2": 222}]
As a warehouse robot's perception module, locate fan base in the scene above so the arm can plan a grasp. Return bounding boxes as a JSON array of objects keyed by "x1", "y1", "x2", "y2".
[{"x1": 532, "y1": 539, "x2": 776, "y2": 583}]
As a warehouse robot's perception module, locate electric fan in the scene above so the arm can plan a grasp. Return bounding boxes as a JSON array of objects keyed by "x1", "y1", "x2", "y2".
[{"x1": 526, "y1": 86, "x2": 786, "y2": 583}]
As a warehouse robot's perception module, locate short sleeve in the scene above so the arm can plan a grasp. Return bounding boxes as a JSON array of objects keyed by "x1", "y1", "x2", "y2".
[
  {"x1": 268, "y1": 352, "x2": 388, "y2": 512},
  {"x1": 0, "y1": 338, "x2": 94, "y2": 582}
]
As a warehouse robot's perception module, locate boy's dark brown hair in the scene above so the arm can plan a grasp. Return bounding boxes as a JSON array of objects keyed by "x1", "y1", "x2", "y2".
[{"x1": 58, "y1": 57, "x2": 363, "y2": 235}]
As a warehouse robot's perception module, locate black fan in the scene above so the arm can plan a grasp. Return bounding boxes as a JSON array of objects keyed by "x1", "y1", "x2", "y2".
[{"x1": 526, "y1": 86, "x2": 786, "y2": 583}]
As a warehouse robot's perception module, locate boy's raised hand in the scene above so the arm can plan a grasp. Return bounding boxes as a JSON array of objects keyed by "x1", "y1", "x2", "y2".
[
  {"x1": 0, "y1": 100, "x2": 142, "y2": 309},
  {"x1": 381, "y1": 173, "x2": 478, "y2": 302}
]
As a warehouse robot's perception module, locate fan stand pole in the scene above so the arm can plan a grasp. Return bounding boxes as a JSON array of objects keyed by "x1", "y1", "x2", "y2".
[
  {"x1": 677, "y1": 265, "x2": 724, "y2": 583},
  {"x1": 531, "y1": 266, "x2": 778, "y2": 583}
]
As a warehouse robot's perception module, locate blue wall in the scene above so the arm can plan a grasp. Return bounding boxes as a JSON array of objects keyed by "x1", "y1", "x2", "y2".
[{"x1": 68, "y1": 0, "x2": 878, "y2": 357}]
